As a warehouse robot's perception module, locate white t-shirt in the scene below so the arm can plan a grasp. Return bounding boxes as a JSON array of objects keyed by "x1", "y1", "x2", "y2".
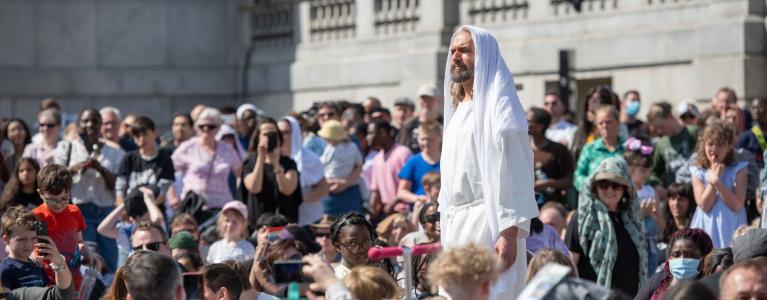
[
  {"x1": 206, "y1": 239, "x2": 255, "y2": 264},
  {"x1": 320, "y1": 142, "x2": 362, "y2": 179}
]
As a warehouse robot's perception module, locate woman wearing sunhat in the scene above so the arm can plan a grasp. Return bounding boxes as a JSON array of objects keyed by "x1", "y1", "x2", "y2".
[{"x1": 317, "y1": 120, "x2": 364, "y2": 217}]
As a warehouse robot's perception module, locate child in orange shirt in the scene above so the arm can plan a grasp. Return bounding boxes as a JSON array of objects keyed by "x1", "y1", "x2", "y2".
[{"x1": 32, "y1": 164, "x2": 87, "y2": 298}]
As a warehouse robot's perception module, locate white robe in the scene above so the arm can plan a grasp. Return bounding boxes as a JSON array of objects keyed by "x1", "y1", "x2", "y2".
[{"x1": 440, "y1": 100, "x2": 530, "y2": 299}]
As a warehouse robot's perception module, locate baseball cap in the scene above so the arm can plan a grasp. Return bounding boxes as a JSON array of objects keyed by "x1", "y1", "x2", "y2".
[
  {"x1": 676, "y1": 101, "x2": 700, "y2": 118},
  {"x1": 221, "y1": 201, "x2": 248, "y2": 220},
  {"x1": 394, "y1": 97, "x2": 415, "y2": 110},
  {"x1": 168, "y1": 231, "x2": 199, "y2": 250},
  {"x1": 417, "y1": 84, "x2": 438, "y2": 98}
]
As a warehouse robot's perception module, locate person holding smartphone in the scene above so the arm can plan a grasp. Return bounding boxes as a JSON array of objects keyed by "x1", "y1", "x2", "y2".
[
  {"x1": 0, "y1": 207, "x2": 74, "y2": 299},
  {"x1": 241, "y1": 118, "x2": 301, "y2": 225}
]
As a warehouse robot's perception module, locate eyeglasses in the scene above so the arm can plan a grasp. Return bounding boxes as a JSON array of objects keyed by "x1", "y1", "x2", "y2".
[
  {"x1": 596, "y1": 180, "x2": 625, "y2": 191},
  {"x1": 132, "y1": 241, "x2": 163, "y2": 252},
  {"x1": 337, "y1": 239, "x2": 373, "y2": 251},
  {"x1": 424, "y1": 213, "x2": 440, "y2": 224},
  {"x1": 197, "y1": 124, "x2": 218, "y2": 131},
  {"x1": 38, "y1": 123, "x2": 57, "y2": 128}
]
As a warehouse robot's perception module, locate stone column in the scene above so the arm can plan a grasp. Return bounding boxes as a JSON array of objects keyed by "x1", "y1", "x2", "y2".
[
  {"x1": 356, "y1": 0, "x2": 374, "y2": 38},
  {"x1": 296, "y1": 0, "x2": 311, "y2": 44}
]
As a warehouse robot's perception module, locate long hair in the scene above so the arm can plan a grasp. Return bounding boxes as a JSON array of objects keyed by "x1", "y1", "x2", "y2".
[
  {"x1": 247, "y1": 118, "x2": 280, "y2": 154},
  {"x1": 662, "y1": 183, "x2": 696, "y2": 243},
  {"x1": 0, "y1": 158, "x2": 40, "y2": 210},
  {"x1": 693, "y1": 121, "x2": 736, "y2": 169},
  {"x1": 572, "y1": 86, "x2": 619, "y2": 157},
  {"x1": 3, "y1": 118, "x2": 32, "y2": 149},
  {"x1": 449, "y1": 26, "x2": 471, "y2": 111}
]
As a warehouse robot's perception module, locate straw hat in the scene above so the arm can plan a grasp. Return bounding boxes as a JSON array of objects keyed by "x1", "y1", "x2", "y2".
[{"x1": 318, "y1": 120, "x2": 347, "y2": 142}]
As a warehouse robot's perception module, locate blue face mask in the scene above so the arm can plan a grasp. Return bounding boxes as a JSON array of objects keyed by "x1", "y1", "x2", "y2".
[
  {"x1": 625, "y1": 101, "x2": 641, "y2": 117},
  {"x1": 668, "y1": 258, "x2": 700, "y2": 280}
]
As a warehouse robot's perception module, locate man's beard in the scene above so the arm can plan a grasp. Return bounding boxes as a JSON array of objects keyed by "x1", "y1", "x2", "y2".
[{"x1": 450, "y1": 62, "x2": 473, "y2": 83}]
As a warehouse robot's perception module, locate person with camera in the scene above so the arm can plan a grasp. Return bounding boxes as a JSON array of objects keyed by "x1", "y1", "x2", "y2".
[{"x1": 241, "y1": 118, "x2": 301, "y2": 225}]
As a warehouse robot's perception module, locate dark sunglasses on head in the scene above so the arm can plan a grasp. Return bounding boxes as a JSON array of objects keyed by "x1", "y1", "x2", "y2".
[
  {"x1": 596, "y1": 180, "x2": 625, "y2": 191},
  {"x1": 424, "y1": 213, "x2": 440, "y2": 224},
  {"x1": 197, "y1": 124, "x2": 218, "y2": 131},
  {"x1": 132, "y1": 241, "x2": 162, "y2": 252},
  {"x1": 38, "y1": 123, "x2": 57, "y2": 128}
]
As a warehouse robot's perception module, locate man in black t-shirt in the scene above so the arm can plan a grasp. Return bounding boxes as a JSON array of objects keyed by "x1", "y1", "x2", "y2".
[{"x1": 115, "y1": 116, "x2": 174, "y2": 205}]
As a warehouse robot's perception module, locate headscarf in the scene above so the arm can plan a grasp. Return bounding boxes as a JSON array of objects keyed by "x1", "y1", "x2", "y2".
[
  {"x1": 284, "y1": 116, "x2": 325, "y2": 188},
  {"x1": 236, "y1": 103, "x2": 263, "y2": 120},
  {"x1": 651, "y1": 228, "x2": 713, "y2": 300},
  {"x1": 440, "y1": 25, "x2": 538, "y2": 240},
  {"x1": 577, "y1": 156, "x2": 646, "y2": 289},
  {"x1": 215, "y1": 124, "x2": 247, "y2": 160}
]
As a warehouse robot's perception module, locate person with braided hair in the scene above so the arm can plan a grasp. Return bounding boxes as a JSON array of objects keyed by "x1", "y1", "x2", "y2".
[{"x1": 635, "y1": 228, "x2": 714, "y2": 300}]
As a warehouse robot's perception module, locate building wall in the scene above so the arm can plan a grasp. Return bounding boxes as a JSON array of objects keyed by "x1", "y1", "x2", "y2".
[{"x1": 0, "y1": 0, "x2": 250, "y2": 130}]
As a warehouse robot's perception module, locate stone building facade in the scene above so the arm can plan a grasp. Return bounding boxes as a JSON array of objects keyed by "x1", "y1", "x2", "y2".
[{"x1": 1, "y1": 0, "x2": 765, "y2": 128}]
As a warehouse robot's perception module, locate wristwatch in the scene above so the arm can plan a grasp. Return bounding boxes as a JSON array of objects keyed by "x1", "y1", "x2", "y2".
[{"x1": 49, "y1": 255, "x2": 67, "y2": 271}]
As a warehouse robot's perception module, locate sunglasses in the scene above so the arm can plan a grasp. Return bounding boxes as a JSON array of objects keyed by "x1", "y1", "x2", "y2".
[
  {"x1": 197, "y1": 124, "x2": 218, "y2": 131},
  {"x1": 315, "y1": 232, "x2": 329, "y2": 238},
  {"x1": 596, "y1": 180, "x2": 625, "y2": 191},
  {"x1": 132, "y1": 241, "x2": 163, "y2": 252},
  {"x1": 424, "y1": 213, "x2": 440, "y2": 224},
  {"x1": 38, "y1": 123, "x2": 57, "y2": 128}
]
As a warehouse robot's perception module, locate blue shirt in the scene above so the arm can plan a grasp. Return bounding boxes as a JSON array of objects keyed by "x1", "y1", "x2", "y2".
[
  {"x1": 737, "y1": 130, "x2": 765, "y2": 168},
  {"x1": 0, "y1": 257, "x2": 50, "y2": 290},
  {"x1": 398, "y1": 153, "x2": 440, "y2": 195}
]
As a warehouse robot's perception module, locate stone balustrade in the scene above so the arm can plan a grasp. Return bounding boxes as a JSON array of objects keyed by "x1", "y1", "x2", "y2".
[
  {"x1": 308, "y1": 0, "x2": 356, "y2": 42},
  {"x1": 465, "y1": 0, "x2": 530, "y2": 24},
  {"x1": 249, "y1": 0, "x2": 295, "y2": 47},
  {"x1": 374, "y1": 0, "x2": 420, "y2": 35}
]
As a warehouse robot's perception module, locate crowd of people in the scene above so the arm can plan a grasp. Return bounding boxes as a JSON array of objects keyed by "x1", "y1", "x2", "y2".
[{"x1": 1, "y1": 77, "x2": 767, "y2": 299}]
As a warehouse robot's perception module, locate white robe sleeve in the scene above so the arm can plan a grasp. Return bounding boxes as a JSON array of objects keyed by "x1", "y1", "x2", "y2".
[{"x1": 493, "y1": 129, "x2": 537, "y2": 237}]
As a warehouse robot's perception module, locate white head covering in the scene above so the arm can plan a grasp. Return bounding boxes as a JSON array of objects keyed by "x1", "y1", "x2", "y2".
[
  {"x1": 236, "y1": 103, "x2": 264, "y2": 120},
  {"x1": 215, "y1": 124, "x2": 247, "y2": 160},
  {"x1": 441, "y1": 25, "x2": 537, "y2": 241},
  {"x1": 284, "y1": 116, "x2": 325, "y2": 187}
]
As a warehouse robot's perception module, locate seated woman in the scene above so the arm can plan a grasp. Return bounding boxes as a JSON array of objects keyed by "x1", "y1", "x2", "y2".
[
  {"x1": 635, "y1": 228, "x2": 713, "y2": 300},
  {"x1": 565, "y1": 157, "x2": 646, "y2": 297}
]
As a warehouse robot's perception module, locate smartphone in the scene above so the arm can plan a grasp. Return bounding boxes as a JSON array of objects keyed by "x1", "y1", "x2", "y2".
[
  {"x1": 272, "y1": 260, "x2": 307, "y2": 283},
  {"x1": 266, "y1": 132, "x2": 279, "y2": 153},
  {"x1": 182, "y1": 272, "x2": 203, "y2": 300},
  {"x1": 35, "y1": 221, "x2": 48, "y2": 244},
  {"x1": 34, "y1": 221, "x2": 49, "y2": 258}
]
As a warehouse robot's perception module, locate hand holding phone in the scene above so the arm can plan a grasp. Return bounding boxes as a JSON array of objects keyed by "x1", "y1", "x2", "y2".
[{"x1": 272, "y1": 259, "x2": 307, "y2": 284}]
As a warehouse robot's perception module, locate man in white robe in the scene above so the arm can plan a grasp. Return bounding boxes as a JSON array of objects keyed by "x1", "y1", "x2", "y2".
[{"x1": 438, "y1": 25, "x2": 540, "y2": 299}]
